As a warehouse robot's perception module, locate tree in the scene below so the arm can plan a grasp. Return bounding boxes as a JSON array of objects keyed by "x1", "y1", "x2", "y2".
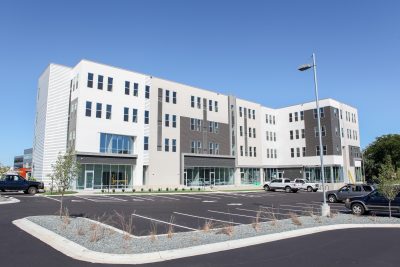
[
  {"x1": 0, "y1": 163, "x2": 10, "y2": 177},
  {"x1": 376, "y1": 156, "x2": 400, "y2": 218},
  {"x1": 49, "y1": 150, "x2": 80, "y2": 217},
  {"x1": 363, "y1": 134, "x2": 400, "y2": 182}
]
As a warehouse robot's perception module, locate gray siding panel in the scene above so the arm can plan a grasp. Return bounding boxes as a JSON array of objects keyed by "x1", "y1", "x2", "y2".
[
  {"x1": 184, "y1": 155, "x2": 235, "y2": 168},
  {"x1": 76, "y1": 154, "x2": 137, "y2": 165}
]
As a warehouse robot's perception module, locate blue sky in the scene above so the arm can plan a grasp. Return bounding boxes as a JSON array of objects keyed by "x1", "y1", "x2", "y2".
[{"x1": 0, "y1": 0, "x2": 399, "y2": 166}]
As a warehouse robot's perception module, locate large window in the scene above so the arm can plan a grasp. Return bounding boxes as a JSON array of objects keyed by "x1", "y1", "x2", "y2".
[
  {"x1": 87, "y1": 73, "x2": 93, "y2": 88},
  {"x1": 197, "y1": 97, "x2": 201, "y2": 109},
  {"x1": 100, "y1": 133, "x2": 134, "y2": 154},
  {"x1": 85, "y1": 101, "x2": 92, "y2": 117},
  {"x1": 107, "y1": 77, "x2": 113, "y2": 91},
  {"x1": 98, "y1": 75, "x2": 103, "y2": 90},
  {"x1": 215, "y1": 101, "x2": 219, "y2": 112},
  {"x1": 77, "y1": 164, "x2": 133, "y2": 190},
  {"x1": 96, "y1": 103, "x2": 102, "y2": 118},
  {"x1": 240, "y1": 168, "x2": 260, "y2": 185}
]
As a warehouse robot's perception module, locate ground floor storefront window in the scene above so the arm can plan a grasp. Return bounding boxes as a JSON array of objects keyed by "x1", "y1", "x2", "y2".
[
  {"x1": 355, "y1": 167, "x2": 363, "y2": 182},
  {"x1": 184, "y1": 167, "x2": 234, "y2": 186},
  {"x1": 240, "y1": 168, "x2": 260, "y2": 185},
  {"x1": 304, "y1": 166, "x2": 344, "y2": 183},
  {"x1": 77, "y1": 164, "x2": 133, "y2": 190}
]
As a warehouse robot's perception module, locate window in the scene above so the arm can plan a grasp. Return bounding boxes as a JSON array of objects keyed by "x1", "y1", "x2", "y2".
[
  {"x1": 295, "y1": 130, "x2": 299, "y2": 139},
  {"x1": 315, "y1": 126, "x2": 326, "y2": 137},
  {"x1": 209, "y1": 100, "x2": 213, "y2": 111},
  {"x1": 301, "y1": 129, "x2": 305, "y2": 139},
  {"x1": 214, "y1": 122, "x2": 219, "y2": 133},
  {"x1": 172, "y1": 91, "x2": 177, "y2": 104},
  {"x1": 290, "y1": 130, "x2": 294, "y2": 140},
  {"x1": 100, "y1": 133, "x2": 134, "y2": 154},
  {"x1": 316, "y1": 146, "x2": 320, "y2": 156},
  {"x1": 253, "y1": 128, "x2": 256, "y2": 138},
  {"x1": 240, "y1": 126, "x2": 243, "y2": 136},
  {"x1": 165, "y1": 90, "x2": 170, "y2": 102},
  {"x1": 132, "y1": 109, "x2": 138, "y2": 123},
  {"x1": 274, "y1": 149, "x2": 277, "y2": 158},
  {"x1": 209, "y1": 142, "x2": 214, "y2": 154},
  {"x1": 321, "y1": 126, "x2": 326, "y2": 136},
  {"x1": 165, "y1": 114, "x2": 170, "y2": 127},
  {"x1": 289, "y1": 113, "x2": 293, "y2": 122},
  {"x1": 165, "y1": 138, "x2": 169, "y2": 152},
  {"x1": 125, "y1": 81, "x2": 130, "y2": 95},
  {"x1": 248, "y1": 109, "x2": 251, "y2": 119},
  {"x1": 144, "y1": 136, "x2": 149, "y2": 150},
  {"x1": 133, "y1": 83, "x2": 138, "y2": 96},
  {"x1": 215, "y1": 101, "x2": 219, "y2": 112},
  {"x1": 106, "y1": 104, "x2": 112, "y2": 120},
  {"x1": 313, "y1": 107, "x2": 325, "y2": 119},
  {"x1": 291, "y1": 148, "x2": 295, "y2": 158},
  {"x1": 87, "y1": 73, "x2": 93, "y2": 88},
  {"x1": 296, "y1": 147, "x2": 300, "y2": 157},
  {"x1": 191, "y1": 96, "x2": 195, "y2": 108},
  {"x1": 249, "y1": 147, "x2": 253, "y2": 157},
  {"x1": 266, "y1": 131, "x2": 269, "y2": 141},
  {"x1": 295, "y1": 112, "x2": 298, "y2": 121},
  {"x1": 341, "y1": 127, "x2": 344, "y2": 138},
  {"x1": 145, "y1": 85, "x2": 150, "y2": 99},
  {"x1": 334, "y1": 108, "x2": 338, "y2": 118},
  {"x1": 340, "y1": 109, "x2": 343, "y2": 119},
  {"x1": 191, "y1": 141, "x2": 196, "y2": 153},
  {"x1": 172, "y1": 139, "x2": 177, "y2": 152},
  {"x1": 252, "y1": 110, "x2": 255, "y2": 119},
  {"x1": 302, "y1": 147, "x2": 306, "y2": 157},
  {"x1": 335, "y1": 127, "x2": 339, "y2": 136},
  {"x1": 254, "y1": 147, "x2": 257, "y2": 157},
  {"x1": 97, "y1": 75, "x2": 103, "y2": 90},
  {"x1": 249, "y1": 127, "x2": 252, "y2": 138},
  {"x1": 239, "y1": 107, "x2": 243, "y2": 117},
  {"x1": 274, "y1": 132, "x2": 276, "y2": 141},
  {"x1": 124, "y1": 107, "x2": 129, "y2": 122},
  {"x1": 196, "y1": 119, "x2": 202, "y2": 131},
  {"x1": 85, "y1": 101, "x2": 92, "y2": 117},
  {"x1": 240, "y1": 146, "x2": 243, "y2": 156},
  {"x1": 197, "y1": 97, "x2": 201, "y2": 109},
  {"x1": 215, "y1": 143, "x2": 220, "y2": 155},
  {"x1": 144, "y1": 110, "x2": 149, "y2": 124},
  {"x1": 300, "y1": 111, "x2": 304, "y2": 120},
  {"x1": 107, "y1": 77, "x2": 113, "y2": 91},
  {"x1": 96, "y1": 103, "x2": 102, "y2": 118},
  {"x1": 267, "y1": 149, "x2": 270, "y2": 158},
  {"x1": 172, "y1": 115, "x2": 177, "y2": 128},
  {"x1": 273, "y1": 115, "x2": 276, "y2": 125},
  {"x1": 323, "y1": 145, "x2": 327, "y2": 155},
  {"x1": 190, "y1": 118, "x2": 195, "y2": 131},
  {"x1": 265, "y1": 114, "x2": 269, "y2": 123},
  {"x1": 197, "y1": 141, "x2": 202, "y2": 153}
]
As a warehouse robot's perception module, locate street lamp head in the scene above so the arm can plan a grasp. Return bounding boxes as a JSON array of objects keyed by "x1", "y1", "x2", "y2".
[{"x1": 298, "y1": 64, "x2": 313, "y2": 71}]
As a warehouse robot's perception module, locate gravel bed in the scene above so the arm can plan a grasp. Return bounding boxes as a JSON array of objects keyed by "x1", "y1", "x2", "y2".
[{"x1": 27, "y1": 214, "x2": 400, "y2": 254}]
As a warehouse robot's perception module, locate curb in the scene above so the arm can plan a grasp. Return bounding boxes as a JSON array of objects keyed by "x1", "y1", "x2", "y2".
[{"x1": 13, "y1": 218, "x2": 400, "y2": 265}]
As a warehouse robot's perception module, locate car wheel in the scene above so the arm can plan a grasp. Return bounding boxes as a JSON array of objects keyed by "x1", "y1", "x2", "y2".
[
  {"x1": 328, "y1": 194, "x2": 337, "y2": 203},
  {"x1": 27, "y1": 187, "x2": 37, "y2": 195},
  {"x1": 264, "y1": 185, "x2": 270, "y2": 191},
  {"x1": 313, "y1": 189, "x2": 318, "y2": 192},
  {"x1": 285, "y1": 186, "x2": 291, "y2": 193},
  {"x1": 307, "y1": 186, "x2": 313, "y2": 192},
  {"x1": 351, "y1": 203, "x2": 365, "y2": 216}
]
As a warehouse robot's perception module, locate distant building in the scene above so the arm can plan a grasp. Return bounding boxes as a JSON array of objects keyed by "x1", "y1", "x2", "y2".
[
  {"x1": 13, "y1": 155, "x2": 23, "y2": 169},
  {"x1": 13, "y1": 148, "x2": 32, "y2": 179}
]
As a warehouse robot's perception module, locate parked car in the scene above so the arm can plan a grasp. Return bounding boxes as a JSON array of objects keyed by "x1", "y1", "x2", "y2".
[
  {"x1": 0, "y1": 174, "x2": 44, "y2": 195},
  {"x1": 293, "y1": 178, "x2": 319, "y2": 192},
  {"x1": 326, "y1": 184, "x2": 374, "y2": 203},
  {"x1": 345, "y1": 190, "x2": 400, "y2": 215},
  {"x1": 263, "y1": 178, "x2": 301, "y2": 193}
]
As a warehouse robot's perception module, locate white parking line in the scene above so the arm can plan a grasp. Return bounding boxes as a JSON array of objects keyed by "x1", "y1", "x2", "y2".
[
  {"x1": 151, "y1": 195, "x2": 180, "y2": 201},
  {"x1": 202, "y1": 200, "x2": 217, "y2": 203},
  {"x1": 236, "y1": 208, "x2": 292, "y2": 217},
  {"x1": 173, "y1": 212, "x2": 241, "y2": 225},
  {"x1": 73, "y1": 195, "x2": 123, "y2": 202},
  {"x1": 41, "y1": 195, "x2": 61, "y2": 202},
  {"x1": 199, "y1": 195, "x2": 221, "y2": 199},
  {"x1": 213, "y1": 194, "x2": 239, "y2": 199},
  {"x1": 103, "y1": 196, "x2": 128, "y2": 201},
  {"x1": 207, "y1": 210, "x2": 271, "y2": 220},
  {"x1": 129, "y1": 196, "x2": 155, "y2": 201},
  {"x1": 227, "y1": 203, "x2": 242, "y2": 206},
  {"x1": 176, "y1": 195, "x2": 202, "y2": 200},
  {"x1": 131, "y1": 214, "x2": 197, "y2": 231}
]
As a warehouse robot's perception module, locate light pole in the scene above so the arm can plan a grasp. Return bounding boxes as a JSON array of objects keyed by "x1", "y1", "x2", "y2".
[{"x1": 298, "y1": 53, "x2": 330, "y2": 217}]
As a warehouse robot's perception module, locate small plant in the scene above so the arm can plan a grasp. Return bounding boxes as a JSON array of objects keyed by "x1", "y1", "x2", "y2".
[
  {"x1": 76, "y1": 225, "x2": 85, "y2": 236},
  {"x1": 158, "y1": 188, "x2": 161, "y2": 192},
  {"x1": 112, "y1": 188, "x2": 115, "y2": 193},
  {"x1": 101, "y1": 189, "x2": 104, "y2": 193},
  {"x1": 182, "y1": 188, "x2": 185, "y2": 191},
  {"x1": 141, "y1": 188, "x2": 144, "y2": 192},
  {"x1": 122, "y1": 188, "x2": 125, "y2": 193},
  {"x1": 202, "y1": 220, "x2": 213, "y2": 232},
  {"x1": 198, "y1": 187, "x2": 201, "y2": 191},
  {"x1": 166, "y1": 187, "x2": 169, "y2": 192},
  {"x1": 60, "y1": 207, "x2": 71, "y2": 230},
  {"x1": 190, "y1": 187, "x2": 193, "y2": 191},
  {"x1": 251, "y1": 211, "x2": 262, "y2": 232},
  {"x1": 217, "y1": 223, "x2": 234, "y2": 237},
  {"x1": 166, "y1": 216, "x2": 175, "y2": 239},
  {"x1": 149, "y1": 221, "x2": 157, "y2": 242},
  {"x1": 114, "y1": 211, "x2": 134, "y2": 241},
  {"x1": 148, "y1": 188, "x2": 152, "y2": 192},
  {"x1": 132, "y1": 188, "x2": 136, "y2": 193},
  {"x1": 175, "y1": 188, "x2": 178, "y2": 191},
  {"x1": 289, "y1": 212, "x2": 302, "y2": 226}
]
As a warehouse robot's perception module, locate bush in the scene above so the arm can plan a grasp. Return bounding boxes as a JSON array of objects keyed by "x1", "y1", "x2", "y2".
[
  {"x1": 158, "y1": 188, "x2": 161, "y2": 192},
  {"x1": 198, "y1": 187, "x2": 201, "y2": 191},
  {"x1": 122, "y1": 188, "x2": 125, "y2": 193},
  {"x1": 182, "y1": 188, "x2": 185, "y2": 191},
  {"x1": 149, "y1": 188, "x2": 152, "y2": 192},
  {"x1": 190, "y1": 187, "x2": 193, "y2": 191},
  {"x1": 132, "y1": 188, "x2": 136, "y2": 193},
  {"x1": 141, "y1": 188, "x2": 144, "y2": 192},
  {"x1": 175, "y1": 188, "x2": 178, "y2": 191},
  {"x1": 166, "y1": 187, "x2": 169, "y2": 191},
  {"x1": 101, "y1": 189, "x2": 104, "y2": 193},
  {"x1": 112, "y1": 189, "x2": 115, "y2": 193}
]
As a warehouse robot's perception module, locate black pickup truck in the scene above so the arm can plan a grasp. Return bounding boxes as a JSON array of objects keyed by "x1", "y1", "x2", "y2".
[{"x1": 0, "y1": 174, "x2": 44, "y2": 195}]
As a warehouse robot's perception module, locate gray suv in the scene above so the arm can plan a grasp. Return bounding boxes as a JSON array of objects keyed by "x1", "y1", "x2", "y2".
[{"x1": 326, "y1": 184, "x2": 374, "y2": 203}]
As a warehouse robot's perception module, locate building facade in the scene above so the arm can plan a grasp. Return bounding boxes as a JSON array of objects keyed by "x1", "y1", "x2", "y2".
[{"x1": 32, "y1": 60, "x2": 363, "y2": 190}]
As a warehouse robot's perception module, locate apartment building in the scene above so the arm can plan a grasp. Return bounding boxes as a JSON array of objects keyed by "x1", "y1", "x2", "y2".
[{"x1": 32, "y1": 60, "x2": 363, "y2": 190}]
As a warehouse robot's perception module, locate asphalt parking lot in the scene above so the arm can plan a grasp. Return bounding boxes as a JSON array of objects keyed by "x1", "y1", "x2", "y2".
[{"x1": 1, "y1": 191, "x2": 400, "y2": 267}]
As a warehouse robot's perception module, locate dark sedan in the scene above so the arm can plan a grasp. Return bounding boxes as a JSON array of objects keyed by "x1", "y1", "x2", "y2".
[
  {"x1": 326, "y1": 184, "x2": 374, "y2": 203},
  {"x1": 345, "y1": 190, "x2": 400, "y2": 215}
]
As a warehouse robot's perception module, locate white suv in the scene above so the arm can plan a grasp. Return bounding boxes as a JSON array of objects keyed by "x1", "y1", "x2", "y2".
[
  {"x1": 293, "y1": 178, "x2": 319, "y2": 192},
  {"x1": 263, "y1": 178, "x2": 301, "y2": 193}
]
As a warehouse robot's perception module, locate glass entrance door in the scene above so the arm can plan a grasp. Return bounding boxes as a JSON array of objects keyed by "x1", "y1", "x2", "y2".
[
  {"x1": 85, "y1": 170, "x2": 94, "y2": 190},
  {"x1": 210, "y1": 170, "x2": 215, "y2": 186}
]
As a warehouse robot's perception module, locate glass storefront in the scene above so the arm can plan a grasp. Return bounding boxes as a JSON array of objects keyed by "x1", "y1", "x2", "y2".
[
  {"x1": 77, "y1": 164, "x2": 133, "y2": 190},
  {"x1": 240, "y1": 168, "x2": 261, "y2": 185},
  {"x1": 355, "y1": 167, "x2": 363, "y2": 182},
  {"x1": 304, "y1": 166, "x2": 344, "y2": 183},
  {"x1": 184, "y1": 167, "x2": 234, "y2": 186}
]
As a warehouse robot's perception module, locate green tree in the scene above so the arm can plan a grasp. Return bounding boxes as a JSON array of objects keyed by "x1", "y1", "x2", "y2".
[
  {"x1": 0, "y1": 163, "x2": 10, "y2": 177},
  {"x1": 48, "y1": 150, "x2": 80, "y2": 217},
  {"x1": 376, "y1": 156, "x2": 400, "y2": 218},
  {"x1": 363, "y1": 134, "x2": 400, "y2": 182}
]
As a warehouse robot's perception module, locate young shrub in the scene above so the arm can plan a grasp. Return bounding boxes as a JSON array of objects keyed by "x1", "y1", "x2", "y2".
[
  {"x1": 198, "y1": 187, "x2": 201, "y2": 191},
  {"x1": 202, "y1": 220, "x2": 213, "y2": 232},
  {"x1": 175, "y1": 188, "x2": 178, "y2": 191},
  {"x1": 251, "y1": 211, "x2": 262, "y2": 232},
  {"x1": 289, "y1": 212, "x2": 302, "y2": 226},
  {"x1": 182, "y1": 188, "x2": 185, "y2": 191},
  {"x1": 122, "y1": 188, "x2": 125, "y2": 193},
  {"x1": 190, "y1": 187, "x2": 193, "y2": 191},
  {"x1": 158, "y1": 188, "x2": 161, "y2": 192},
  {"x1": 217, "y1": 223, "x2": 234, "y2": 237},
  {"x1": 141, "y1": 188, "x2": 144, "y2": 192},
  {"x1": 101, "y1": 189, "x2": 104, "y2": 193},
  {"x1": 149, "y1": 188, "x2": 152, "y2": 192},
  {"x1": 166, "y1": 216, "x2": 175, "y2": 239},
  {"x1": 112, "y1": 188, "x2": 115, "y2": 193},
  {"x1": 132, "y1": 188, "x2": 136, "y2": 193},
  {"x1": 166, "y1": 187, "x2": 169, "y2": 192},
  {"x1": 149, "y1": 221, "x2": 157, "y2": 242}
]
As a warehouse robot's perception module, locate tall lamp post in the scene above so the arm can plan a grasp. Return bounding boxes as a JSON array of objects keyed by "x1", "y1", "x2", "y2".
[{"x1": 298, "y1": 53, "x2": 330, "y2": 217}]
